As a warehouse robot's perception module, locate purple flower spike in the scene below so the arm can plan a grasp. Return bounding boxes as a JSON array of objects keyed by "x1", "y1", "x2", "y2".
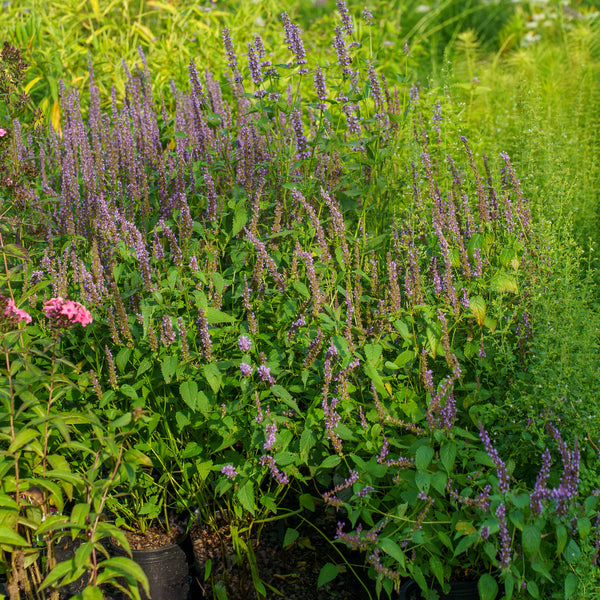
[
  {"x1": 238, "y1": 335, "x2": 252, "y2": 352},
  {"x1": 240, "y1": 362, "x2": 253, "y2": 377},
  {"x1": 478, "y1": 422, "x2": 510, "y2": 493},
  {"x1": 221, "y1": 464, "x2": 238, "y2": 479}
]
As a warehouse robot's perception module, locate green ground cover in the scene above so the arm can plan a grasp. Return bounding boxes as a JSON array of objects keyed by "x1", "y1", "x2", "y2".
[{"x1": 1, "y1": 1, "x2": 600, "y2": 599}]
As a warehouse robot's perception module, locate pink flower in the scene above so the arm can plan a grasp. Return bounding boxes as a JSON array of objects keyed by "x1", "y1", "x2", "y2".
[
  {"x1": 0, "y1": 128, "x2": 7, "y2": 137},
  {"x1": 60, "y1": 301, "x2": 78, "y2": 320},
  {"x1": 4, "y1": 298, "x2": 32, "y2": 324},
  {"x1": 44, "y1": 297, "x2": 92, "y2": 327}
]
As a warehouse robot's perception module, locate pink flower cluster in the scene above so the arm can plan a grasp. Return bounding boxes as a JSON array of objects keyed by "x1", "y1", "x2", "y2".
[
  {"x1": 43, "y1": 297, "x2": 93, "y2": 327},
  {"x1": 4, "y1": 298, "x2": 32, "y2": 324}
]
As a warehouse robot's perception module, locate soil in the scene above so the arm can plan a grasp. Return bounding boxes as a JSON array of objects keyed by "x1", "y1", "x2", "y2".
[
  {"x1": 189, "y1": 504, "x2": 375, "y2": 600},
  {"x1": 122, "y1": 521, "x2": 185, "y2": 550}
]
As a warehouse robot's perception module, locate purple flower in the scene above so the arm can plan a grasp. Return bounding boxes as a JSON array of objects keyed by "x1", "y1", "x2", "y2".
[
  {"x1": 258, "y1": 365, "x2": 275, "y2": 386},
  {"x1": 336, "y1": 0, "x2": 354, "y2": 37},
  {"x1": 264, "y1": 422, "x2": 277, "y2": 451},
  {"x1": 221, "y1": 464, "x2": 238, "y2": 479},
  {"x1": 496, "y1": 503, "x2": 511, "y2": 569},
  {"x1": 247, "y1": 41, "x2": 263, "y2": 87},
  {"x1": 238, "y1": 335, "x2": 252, "y2": 352},
  {"x1": 362, "y1": 8, "x2": 373, "y2": 25},
  {"x1": 480, "y1": 526, "x2": 490, "y2": 540},
  {"x1": 260, "y1": 454, "x2": 288, "y2": 485},
  {"x1": 281, "y1": 12, "x2": 308, "y2": 70},
  {"x1": 479, "y1": 422, "x2": 510, "y2": 493},
  {"x1": 313, "y1": 65, "x2": 328, "y2": 110},
  {"x1": 240, "y1": 362, "x2": 253, "y2": 377},
  {"x1": 530, "y1": 448, "x2": 551, "y2": 515}
]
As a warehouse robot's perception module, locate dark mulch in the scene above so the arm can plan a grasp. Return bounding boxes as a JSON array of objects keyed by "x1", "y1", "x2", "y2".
[{"x1": 189, "y1": 504, "x2": 375, "y2": 600}]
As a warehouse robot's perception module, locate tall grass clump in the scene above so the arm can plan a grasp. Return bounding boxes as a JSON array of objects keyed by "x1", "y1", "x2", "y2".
[{"x1": 1, "y1": 1, "x2": 600, "y2": 599}]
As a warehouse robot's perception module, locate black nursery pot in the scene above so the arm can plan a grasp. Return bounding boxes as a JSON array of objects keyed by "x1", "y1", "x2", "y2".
[
  {"x1": 398, "y1": 579, "x2": 479, "y2": 600},
  {"x1": 127, "y1": 542, "x2": 190, "y2": 600}
]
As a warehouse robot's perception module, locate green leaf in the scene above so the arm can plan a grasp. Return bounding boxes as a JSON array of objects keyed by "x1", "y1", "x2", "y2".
[
  {"x1": 415, "y1": 446, "x2": 434, "y2": 471},
  {"x1": 115, "y1": 347, "x2": 131, "y2": 373},
  {"x1": 283, "y1": 527, "x2": 299, "y2": 548},
  {"x1": 320, "y1": 455, "x2": 341, "y2": 469},
  {"x1": 565, "y1": 539, "x2": 580, "y2": 564},
  {"x1": 556, "y1": 524, "x2": 567, "y2": 556},
  {"x1": 564, "y1": 573, "x2": 578, "y2": 598},
  {"x1": 469, "y1": 295, "x2": 487, "y2": 326},
  {"x1": 272, "y1": 385, "x2": 301, "y2": 414},
  {"x1": 205, "y1": 307, "x2": 235, "y2": 323},
  {"x1": 440, "y1": 442, "x2": 457, "y2": 474},
  {"x1": 478, "y1": 573, "x2": 498, "y2": 600},
  {"x1": 35, "y1": 515, "x2": 69, "y2": 535},
  {"x1": 577, "y1": 517, "x2": 591, "y2": 540},
  {"x1": 96, "y1": 556, "x2": 149, "y2": 594},
  {"x1": 523, "y1": 524, "x2": 541, "y2": 556},
  {"x1": 454, "y1": 533, "x2": 477, "y2": 557},
  {"x1": 429, "y1": 555, "x2": 444, "y2": 588},
  {"x1": 300, "y1": 428, "x2": 316, "y2": 458},
  {"x1": 81, "y1": 586, "x2": 104, "y2": 600},
  {"x1": 231, "y1": 204, "x2": 248, "y2": 238},
  {"x1": 364, "y1": 361, "x2": 388, "y2": 397},
  {"x1": 69, "y1": 503, "x2": 90, "y2": 530},
  {"x1": 489, "y1": 270, "x2": 518, "y2": 294},
  {"x1": 38, "y1": 558, "x2": 77, "y2": 591},
  {"x1": 379, "y1": 538, "x2": 406, "y2": 570},
  {"x1": 504, "y1": 572, "x2": 515, "y2": 600},
  {"x1": 180, "y1": 381, "x2": 198, "y2": 410},
  {"x1": 364, "y1": 343, "x2": 382, "y2": 364},
  {"x1": 531, "y1": 556, "x2": 553, "y2": 582},
  {"x1": 203, "y1": 363, "x2": 222, "y2": 394},
  {"x1": 161, "y1": 355, "x2": 178, "y2": 384},
  {"x1": 8, "y1": 428, "x2": 39, "y2": 453},
  {"x1": 527, "y1": 580, "x2": 540, "y2": 599},
  {"x1": 237, "y1": 481, "x2": 255, "y2": 515},
  {"x1": 120, "y1": 384, "x2": 138, "y2": 400},
  {"x1": 0, "y1": 526, "x2": 29, "y2": 547},
  {"x1": 317, "y1": 563, "x2": 339, "y2": 588}
]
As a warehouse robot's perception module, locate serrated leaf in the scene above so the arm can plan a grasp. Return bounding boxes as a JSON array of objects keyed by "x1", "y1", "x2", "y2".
[
  {"x1": 478, "y1": 573, "x2": 498, "y2": 600},
  {"x1": 527, "y1": 580, "x2": 539, "y2": 599},
  {"x1": 272, "y1": 385, "x2": 301, "y2": 414},
  {"x1": 440, "y1": 442, "x2": 457, "y2": 473},
  {"x1": 523, "y1": 524, "x2": 541, "y2": 556},
  {"x1": 556, "y1": 525, "x2": 567, "y2": 556},
  {"x1": 320, "y1": 455, "x2": 341, "y2": 469},
  {"x1": 161, "y1": 356, "x2": 178, "y2": 384},
  {"x1": 564, "y1": 573, "x2": 578, "y2": 598},
  {"x1": 429, "y1": 555, "x2": 444, "y2": 588},
  {"x1": 577, "y1": 517, "x2": 591, "y2": 539},
  {"x1": 283, "y1": 527, "x2": 299, "y2": 548},
  {"x1": 180, "y1": 381, "x2": 198, "y2": 410},
  {"x1": 115, "y1": 348, "x2": 131, "y2": 373},
  {"x1": 455, "y1": 521, "x2": 477, "y2": 535},
  {"x1": 231, "y1": 205, "x2": 248, "y2": 238},
  {"x1": 454, "y1": 534, "x2": 478, "y2": 557},
  {"x1": 415, "y1": 446, "x2": 434, "y2": 471},
  {"x1": 489, "y1": 270, "x2": 518, "y2": 294},
  {"x1": 237, "y1": 481, "x2": 255, "y2": 515},
  {"x1": 470, "y1": 295, "x2": 487, "y2": 326},
  {"x1": 119, "y1": 384, "x2": 138, "y2": 400},
  {"x1": 379, "y1": 538, "x2": 406, "y2": 569},
  {"x1": 203, "y1": 363, "x2": 222, "y2": 394},
  {"x1": 317, "y1": 562, "x2": 339, "y2": 588},
  {"x1": 205, "y1": 307, "x2": 234, "y2": 323}
]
